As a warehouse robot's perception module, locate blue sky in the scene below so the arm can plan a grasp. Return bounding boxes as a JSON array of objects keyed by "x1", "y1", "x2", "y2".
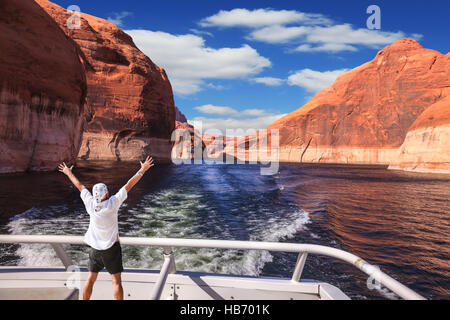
[{"x1": 53, "y1": 0, "x2": 450, "y2": 135}]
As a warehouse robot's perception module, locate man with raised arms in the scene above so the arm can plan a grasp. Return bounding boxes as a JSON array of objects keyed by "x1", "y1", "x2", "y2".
[{"x1": 58, "y1": 156, "x2": 154, "y2": 300}]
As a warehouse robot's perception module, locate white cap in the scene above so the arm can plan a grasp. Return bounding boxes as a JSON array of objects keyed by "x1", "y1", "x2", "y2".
[{"x1": 93, "y1": 183, "x2": 108, "y2": 204}]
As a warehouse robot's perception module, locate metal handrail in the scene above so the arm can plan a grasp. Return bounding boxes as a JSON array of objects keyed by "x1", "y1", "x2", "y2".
[
  {"x1": 149, "y1": 247, "x2": 176, "y2": 300},
  {"x1": 149, "y1": 253, "x2": 172, "y2": 300},
  {"x1": 0, "y1": 234, "x2": 426, "y2": 300}
]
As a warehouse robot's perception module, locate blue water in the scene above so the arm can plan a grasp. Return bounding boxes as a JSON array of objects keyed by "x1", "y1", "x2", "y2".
[{"x1": 0, "y1": 161, "x2": 449, "y2": 299}]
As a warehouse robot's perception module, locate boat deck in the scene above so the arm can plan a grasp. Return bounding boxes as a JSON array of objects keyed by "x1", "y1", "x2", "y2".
[{"x1": 0, "y1": 267, "x2": 348, "y2": 300}]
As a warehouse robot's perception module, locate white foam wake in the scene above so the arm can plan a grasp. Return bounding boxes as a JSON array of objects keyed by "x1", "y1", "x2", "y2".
[
  {"x1": 241, "y1": 210, "x2": 310, "y2": 276},
  {"x1": 4, "y1": 186, "x2": 311, "y2": 279},
  {"x1": 6, "y1": 205, "x2": 89, "y2": 267}
]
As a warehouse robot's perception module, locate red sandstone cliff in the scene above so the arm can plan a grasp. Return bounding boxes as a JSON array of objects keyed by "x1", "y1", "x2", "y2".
[
  {"x1": 172, "y1": 107, "x2": 226, "y2": 162},
  {"x1": 37, "y1": 0, "x2": 176, "y2": 163},
  {"x1": 389, "y1": 96, "x2": 450, "y2": 173},
  {"x1": 172, "y1": 107, "x2": 207, "y2": 161},
  {"x1": 175, "y1": 106, "x2": 188, "y2": 124},
  {"x1": 264, "y1": 39, "x2": 449, "y2": 166},
  {"x1": 0, "y1": 0, "x2": 87, "y2": 173}
]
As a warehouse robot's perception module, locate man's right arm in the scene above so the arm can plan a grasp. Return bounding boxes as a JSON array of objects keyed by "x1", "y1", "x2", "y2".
[{"x1": 58, "y1": 162, "x2": 85, "y2": 192}]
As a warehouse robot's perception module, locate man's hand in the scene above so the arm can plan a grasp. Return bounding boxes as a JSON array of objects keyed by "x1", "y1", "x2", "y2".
[
  {"x1": 58, "y1": 162, "x2": 74, "y2": 176},
  {"x1": 140, "y1": 156, "x2": 154, "y2": 173}
]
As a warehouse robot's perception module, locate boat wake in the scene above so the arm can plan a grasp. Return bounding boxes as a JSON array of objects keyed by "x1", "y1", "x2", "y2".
[
  {"x1": 3, "y1": 185, "x2": 310, "y2": 278},
  {"x1": 6, "y1": 205, "x2": 89, "y2": 267}
]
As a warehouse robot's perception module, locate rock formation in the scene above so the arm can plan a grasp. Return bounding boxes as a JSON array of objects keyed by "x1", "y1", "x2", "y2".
[
  {"x1": 37, "y1": 0, "x2": 176, "y2": 163},
  {"x1": 175, "y1": 106, "x2": 188, "y2": 124},
  {"x1": 389, "y1": 96, "x2": 450, "y2": 173},
  {"x1": 265, "y1": 39, "x2": 449, "y2": 166},
  {"x1": 0, "y1": 0, "x2": 86, "y2": 173},
  {"x1": 172, "y1": 107, "x2": 227, "y2": 162},
  {"x1": 172, "y1": 107, "x2": 206, "y2": 161}
]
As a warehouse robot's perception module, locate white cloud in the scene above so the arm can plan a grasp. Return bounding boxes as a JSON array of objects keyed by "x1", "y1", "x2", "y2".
[
  {"x1": 125, "y1": 30, "x2": 271, "y2": 95},
  {"x1": 189, "y1": 28, "x2": 214, "y2": 37},
  {"x1": 190, "y1": 103, "x2": 286, "y2": 136},
  {"x1": 295, "y1": 43, "x2": 358, "y2": 53},
  {"x1": 248, "y1": 25, "x2": 310, "y2": 43},
  {"x1": 206, "y1": 83, "x2": 226, "y2": 90},
  {"x1": 248, "y1": 23, "x2": 408, "y2": 50},
  {"x1": 251, "y1": 77, "x2": 284, "y2": 86},
  {"x1": 241, "y1": 109, "x2": 273, "y2": 117},
  {"x1": 107, "y1": 11, "x2": 132, "y2": 27},
  {"x1": 200, "y1": 9, "x2": 423, "y2": 53},
  {"x1": 287, "y1": 68, "x2": 349, "y2": 93},
  {"x1": 189, "y1": 114, "x2": 287, "y2": 137},
  {"x1": 195, "y1": 104, "x2": 239, "y2": 116},
  {"x1": 411, "y1": 33, "x2": 424, "y2": 40},
  {"x1": 305, "y1": 24, "x2": 406, "y2": 47},
  {"x1": 199, "y1": 8, "x2": 331, "y2": 28},
  {"x1": 194, "y1": 104, "x2": 275, "y2": 117}
]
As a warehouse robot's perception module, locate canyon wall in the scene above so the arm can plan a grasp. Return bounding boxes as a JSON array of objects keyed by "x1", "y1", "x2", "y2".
[
  {"x1": 37, "y1": 0, "x2": 176, "y2": 163},
  {"x1": 389, "y1": 96, "x2": 450, "y2": 173},
  {"x1": 172, "y1": 107, "x2": 226, "y2": 162},
  {"x1": 172, "y1": 107, "x2": 206, "y2": 161},
  {"x1": 264, "y1": 39, "x2": 449, "y2": 167},
  {"x1": 3, "y1": 2, "x2": 448, "y2": 175},
  {"x1": 0, "y1": 0, "x2": 86, "y2": 173}
]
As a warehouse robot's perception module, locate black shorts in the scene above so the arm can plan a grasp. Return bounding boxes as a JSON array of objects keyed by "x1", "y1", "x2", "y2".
[{"x1": 88, "y1": 242, "x2": 124, "y2": 274}]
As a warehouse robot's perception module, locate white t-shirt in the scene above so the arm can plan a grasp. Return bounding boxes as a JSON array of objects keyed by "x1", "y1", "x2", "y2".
[{"x1": 80, "y1": 186, "x2": 128, "y2": 250}]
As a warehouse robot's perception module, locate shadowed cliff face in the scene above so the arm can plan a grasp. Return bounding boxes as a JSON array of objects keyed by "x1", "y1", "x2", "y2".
[
  {"x1": 172, "y1": 107, "x2": 230, "y2": 162},
  {"x1": 37, "y1": 0, "x2": 176, "y2": 163},
  {"x1": 263, "y1": 39, "x2": 449, "y2": 166},
  {"x1": 390, "y1": 96, "x2": 450, "y2": 173},
  {"x1": 0, "y1": 0, "x2": 87, "y2": 173},
  {"x1": 172, "y1": 107, "x2": 207, "y2": 161}
]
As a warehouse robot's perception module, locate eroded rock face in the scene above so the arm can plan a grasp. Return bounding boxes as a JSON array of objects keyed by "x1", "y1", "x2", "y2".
[
  {"x1": 37, "y1": 0, "x2": 176, "y2": 162},
  {"x1": 0, "y1": 0, "x2": 86, "y2": 173},
  {"x1": 172, "y1": 107, "x2": 206, "y2": 161},
  {"x1": 171, "y1": 107, "x2": 228, "y2": 162},
  {"x1": 389, "y1": 96, "x2": 450, "y2": 173},
  {"x1": 267, "y1": 39, "x2": 450, "y2": 165},
  {"x1": 175, "y1": 106, "x2": 188, "y2": 123}
]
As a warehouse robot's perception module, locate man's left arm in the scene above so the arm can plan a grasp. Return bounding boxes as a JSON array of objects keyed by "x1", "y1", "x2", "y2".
[
  {"x1": 124, "y1": 156, "x2": 154, "y2": 193},
  {"x1": 58, "y1": 162, "x2": 85, "y2": 192}
]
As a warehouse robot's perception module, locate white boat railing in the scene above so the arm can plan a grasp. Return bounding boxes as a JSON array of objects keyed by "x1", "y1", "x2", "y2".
[{"x1": 0, "y1": 234, "x2": 426, "y2": 300}]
